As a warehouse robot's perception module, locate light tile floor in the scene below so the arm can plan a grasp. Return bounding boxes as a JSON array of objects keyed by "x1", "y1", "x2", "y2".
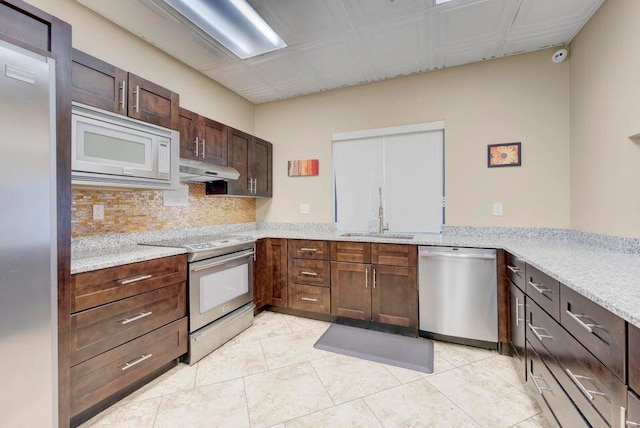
[{"x1": 81, "y1": 311, "x2": 550, "y2": 428}]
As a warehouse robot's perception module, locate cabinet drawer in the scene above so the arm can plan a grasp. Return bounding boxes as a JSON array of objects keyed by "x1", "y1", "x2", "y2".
[
  {"x1": 525, "y1": 264, "x2": 560, "y2": 321},
  {"x1": 527, "y1": 299, "x2": 625, "y2": 427},
  {"x1": 560, "y1": 284, "x2": 626, "y2": 382},
  {"x1": 371, "y1": 243, "x2": 417, "y2": 267},
  {"x1": 288, "y1": 284, "x2": 330, "y2": 314},
  {"x1": 331, "y1": 241, "x2": 371, "y2": 263},
  {"x1": 506, "y1": 252, "x2": 525, "y2": 290},
  {"x1": 289, "y1": 259, "x2": 330, "y2": 287},
  {"x1": 509, "y1": 281, "x2": 526, "y2": 381},
  {"x1": 70, "y1": 317, "x2": 187, "y2": 416},
  {"x1": 288, "y1": 240, "x2": 329, "y2": 260},
  {"x1": 630, "y1": 323, "x2": 640, "y2": 393},
  {"x1": 72, "y1": 255, "x2": 187, "y2": 312},
  {"x1": 71, "y1": 282, "x2": 186, "y2": 365},
  {"x1": 628, "y1": 391, "x2": 640, "y2": 428},
  {"x1": 526, "y1": 341, "x2": 589, "y2": 428}
]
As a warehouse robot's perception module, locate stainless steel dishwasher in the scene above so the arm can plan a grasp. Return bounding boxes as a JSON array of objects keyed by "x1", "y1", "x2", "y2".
[{"x1": 418, "y1": 246, "x2": 498, "y2": 348}]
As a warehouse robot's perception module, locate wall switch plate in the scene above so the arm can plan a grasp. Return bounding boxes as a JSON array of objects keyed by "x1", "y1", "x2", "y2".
[
  {"x1": 492, "y1": 202, "x2": 503, "y2": 216},
  {"x1": 93, "y1": 204, "x2": 105, "y2": 220},
  {"x1": 299, "y1": 203, "x2": 310, "y2": 214}
]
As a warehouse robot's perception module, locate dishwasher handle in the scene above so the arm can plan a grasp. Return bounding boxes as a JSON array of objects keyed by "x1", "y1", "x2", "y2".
[{"x1": 419, "y1": 251, "x2": 496, "y2": 261}]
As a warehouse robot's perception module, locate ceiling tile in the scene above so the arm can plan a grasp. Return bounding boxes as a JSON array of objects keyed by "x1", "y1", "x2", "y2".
[
  {"x1": 433, "y1": 0, "x2": 520, "y2": 49},
  {"x1": 245, "y1": 49, "x2": 317, "y2": 87},
  {"x1": 202, "y1": 63, "x2": 269, "y2": 93},
  {"x1": 501, "y1": 28, "x2": 575, "y2": 57},
  {"x1": 298, "y1": 31, "x2": 372, "y2": 79},
  {"x1": 433, "y1": 42, "x2": 501, "y2": 69},
  {"x1": 343, "y1": 0, "x2": 431, "y2": 27},
  {"x1": 248, "y1": 0, "x2": 352, "y2": 45},
  {"x1": 510, "y1": 0, "x2": 604, "y2": 36}
]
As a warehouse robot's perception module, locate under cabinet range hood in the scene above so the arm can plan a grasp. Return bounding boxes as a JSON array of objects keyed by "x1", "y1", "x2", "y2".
[{"x1": 179, "y1": 158, "x2": 240, "y2": 182}]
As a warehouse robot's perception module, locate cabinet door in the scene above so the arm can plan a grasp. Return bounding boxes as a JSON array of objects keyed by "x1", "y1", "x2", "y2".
[
  {"x1": 250, "y1": 137, "x2": 272, "y2": 197},
  {"x1": 202, "y1": 118, "x2": 228, "y2": 166},
  {"x1": 127, "y1": 73, "x2": 179, "y2": 129},
  {"x1": 629, "y1": 323, "x2": 640, "y2": 393},
  {"x1": 331, "y1": 262, "x2": 371, "y2": 321},
  {"x1": 71, "y1": 49, "x2": 127, "y2": 114},
  {"x1": 266, "y1": 239, "x2": 288, "y2": 307},
  {"x1": 510, "y1": 281, "x2": 526, "y2": 380},
  {"x1": 372, "y1": 265, "x2": 417, "y2": 328},
  {"x1": 253, "y1": 239, "x2": 268, "y2": 310},
  {"x1": 227, "y1": 128, "x2": 252, "y2": 195},
  {"x1": 177, "y1": 108, "x2": 198, "y2": 161}
]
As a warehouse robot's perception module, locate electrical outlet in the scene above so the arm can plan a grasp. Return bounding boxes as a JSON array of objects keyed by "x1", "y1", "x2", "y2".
[
  {"x1": 93, "y1": 204, "x2": 105, "y2": 220},
  {"x1": 299, "y1": 203, "x2": 310, "y2": 215},
  {"x1": 492, "y1": 202, "x2": 503, "y2": 216}
]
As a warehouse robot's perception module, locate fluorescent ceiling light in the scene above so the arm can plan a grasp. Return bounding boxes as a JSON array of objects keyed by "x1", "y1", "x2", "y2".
[{"x1": 161, "y1": 0, "x2": 287, "y2": 59}]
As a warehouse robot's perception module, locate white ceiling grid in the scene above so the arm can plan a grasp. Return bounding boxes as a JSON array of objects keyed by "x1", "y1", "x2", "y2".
[{"x1": 77, "y1": 0, "x2": 604, "y2": 103}]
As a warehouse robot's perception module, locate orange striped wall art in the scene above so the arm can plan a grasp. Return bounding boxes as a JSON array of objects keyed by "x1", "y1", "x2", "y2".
[{"x1": 288, "y1": 159, "x2": 319, "y2": 176}]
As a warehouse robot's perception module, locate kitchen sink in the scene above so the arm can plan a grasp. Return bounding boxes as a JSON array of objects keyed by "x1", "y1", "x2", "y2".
[{"x1": 340, "y1": 232, "x2": 414, "y2": 240}]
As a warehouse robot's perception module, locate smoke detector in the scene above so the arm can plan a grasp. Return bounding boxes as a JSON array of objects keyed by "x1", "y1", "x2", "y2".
[{"x1": 552, "y1": 48, "x2": 568, "y2": 63}]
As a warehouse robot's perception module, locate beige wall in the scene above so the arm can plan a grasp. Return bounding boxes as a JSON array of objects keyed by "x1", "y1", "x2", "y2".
[
  {"x1": 29, "y1": 0, "x2": 255, "y2": 133},
  {"x1": 255, "y1": 49, "x2": 570, "y2": 228},
  {"x1": 569, "y1": 0, "x2": 640, "y2": 238}
]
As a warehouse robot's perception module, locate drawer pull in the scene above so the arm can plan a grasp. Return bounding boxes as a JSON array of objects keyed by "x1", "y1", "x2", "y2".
[
  {"x1": 515, "y1": 297, "x2": 525, "y2": 326},
  {"x1": 301, "y1": 271, "x2": 318, "y2": 277},
  {"x1": 121, "y1": 353, "x2": 152, "y2": 371},
  {"x1": 299, "y1": 248, "x2": 318, "y2": 252},
  {"x1": 121, "y1": 311, "x2": 153, "y2": 325},
  {"x1": 301, "y1": 297, "x2": 318, "y2": 302},
  {"x1": 365, "y1": 268, "x2": 368, "y2": 288},
  {"x1": 117, "y1": 274, "x2": 152, "y2": 285},
  {"x1": 627, "y1": 421, "x2": 640, "y2": 427},
  {"x1": 528, "y1": 323, "x2": 553, "y2": 342},
  {"x1": 528, "y1": 280, "x2": 551, "y2": 295},
  {"x1": 531, "y1": 375, "x2": 552, "y2": 394},
  {"x1": 507, "y1": 265, "x2": 521, "y2": 274},
  {"x1": 565, "y1": 368, "x2": 607, "y2": 401},
  {"x1": 565, "y1": 309, "x2": 602, "y2": 334}
]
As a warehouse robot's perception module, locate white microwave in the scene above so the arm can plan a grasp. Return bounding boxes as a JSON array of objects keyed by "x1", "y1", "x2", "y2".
[{"x1": 71, "y1": 102, "x2": 179, "y2": 190}]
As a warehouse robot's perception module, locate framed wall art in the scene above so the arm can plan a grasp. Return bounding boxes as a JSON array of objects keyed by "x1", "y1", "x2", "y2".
[
  {"x1": 487, "y1": 142, "x2": 521, "y2": 168},
  {"x1": 288, "y1": 159, "x2": 319, "y2": 176}
]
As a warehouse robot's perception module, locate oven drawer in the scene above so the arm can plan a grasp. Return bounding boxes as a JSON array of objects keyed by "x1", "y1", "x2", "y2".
[
  {"x1": 526, "y1": 341, "x2": 589, "y2": 428},
  {"x1": 288, "y1": 284, "x2": 330, "y2": 314},
  {"x1": 331, "y1": 241, "x2": 371, "y2": 263},
  {"x1": 527, "y1": 299, "x2": 625, "y2": 427},
  {"x1": 70, "y1": 282, "x2": 186, "y2": 365},
  {"x1": 289, "y1": 259, "x2": 330, "y2": 287},
  {"x1": 525, "y1": 264, "x2": 560, "y2": 321},
  {"x1": 288, "y1": 239, "x2": 330, "y2": 260},
  {"x1": 70, "y1": 317, "x2": 187, "y2": 416},
  {"x1": 560, "y1": 284, "x2": 626, "y2": 382},
  {"x1": 72, "y1": 254, "x2": 187, "y2": 312},
  {"x1": 506, "y1": 252, "x2": 525, "y2": 290}
]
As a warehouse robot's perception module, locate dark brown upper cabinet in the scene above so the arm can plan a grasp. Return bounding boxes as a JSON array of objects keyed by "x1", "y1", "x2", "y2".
[
  {"x1": 71, "y1": 49, "x2": 179, "y2": 130},
  {"x1": 178, "y1": 107, "x2": 228, "y2": 166}
]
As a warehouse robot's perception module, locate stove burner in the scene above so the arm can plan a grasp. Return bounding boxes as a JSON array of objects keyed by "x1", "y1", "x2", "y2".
[{"x1": 141, "y1": 234, "x2": 256, "y2": 262}]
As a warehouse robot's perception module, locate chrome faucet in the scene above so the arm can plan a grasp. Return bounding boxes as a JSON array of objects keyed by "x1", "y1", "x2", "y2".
[{"x1": 378, "y1": 187, "x2": 389, "y2": 234}]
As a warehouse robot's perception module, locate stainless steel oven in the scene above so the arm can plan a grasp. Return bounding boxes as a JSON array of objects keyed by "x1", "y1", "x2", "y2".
[{"x1": 142, "y1": 235, "x2": 256, "y2": 363}]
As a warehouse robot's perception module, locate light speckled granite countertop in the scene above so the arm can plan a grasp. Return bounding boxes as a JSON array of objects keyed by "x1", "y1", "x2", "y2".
[{"x1": 71, "y1": 224, "x2": 640, "y2": 329}]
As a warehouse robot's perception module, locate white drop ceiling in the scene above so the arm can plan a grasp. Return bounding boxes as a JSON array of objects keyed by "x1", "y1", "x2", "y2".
[{"x1": 77, "y1": 0, "x2": 604, "y2": 104}]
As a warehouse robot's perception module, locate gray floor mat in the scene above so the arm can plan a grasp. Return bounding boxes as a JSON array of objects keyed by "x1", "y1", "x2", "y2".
[{"x1": 314, "y1": 324, "x2": 434, "y2": 373}]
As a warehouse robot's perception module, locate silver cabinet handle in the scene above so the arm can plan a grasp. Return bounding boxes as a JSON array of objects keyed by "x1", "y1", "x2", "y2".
[
  {"x1": 119, "y1": 79, "x2": 126, "y2": 111},
  {"x1": 528, "y1": 280, "x2": 551, "y2": 295},
  {"x1": 194, "y1": 137, "x2": 199, "y2": 157},
  {"x1": 507, "y1": 265, "x2": 520, "y2": 274},
  {"x1": 121, "y1": 353, "x2": 152, "y2": 371},
  {"x1": 531, "y1": 375, "x2": 552, "y2": 394},
  {"x1": 254, "y1": 178, "x2": 257, "y2": 193},
  {"x1": 134, "y1": 84, "x2": 140, "y2": 112},
  {"x1": 365, "y1": 267, "x2": 368, "y2": 288},
  {"x1": 373, "y1": 268, "x2": 377, "y2": 289},
  {"x1": 301, "y1": 271, "x2": 318, "y2": 277},
  {"x1": 565, "y1": 309, "x2": 601, "y2": 334},
  {"x1": 202, "y1": 138, "x2": 205, "y2": 159},
  {"x1": 515, "y1": 297, "x2": 525, "y2": 326},
  {"x1": 299, "y1": 248, "x2": 318, "y2": 252},
  {"x1": 565, "y1": 368, "x2": 607, "y2": 401},
  {"x1": 192, "y1": 250, "x2": 255, "y2": 272},
  {"x1": 121, "y1": 311, "x2": 153, "y2": 325},
  {"x1": 117, "y1": 274, "x2": 152, "y2": 285},
  {"x1": 528, "y1": 323, "x2": 553, "y2": 342},
  {"x1": 301, "y1": 297, "x2": 318, "y2": 302}
]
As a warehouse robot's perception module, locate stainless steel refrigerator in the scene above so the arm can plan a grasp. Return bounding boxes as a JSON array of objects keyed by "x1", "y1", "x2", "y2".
[{"x1": 0, "y1": 39, "x2": 58, "y2": 426}]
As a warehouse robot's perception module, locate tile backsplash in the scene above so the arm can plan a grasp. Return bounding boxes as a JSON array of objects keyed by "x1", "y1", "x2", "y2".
[{"x1": 72, "y1": 183, "x2": 255, "y2": 238}]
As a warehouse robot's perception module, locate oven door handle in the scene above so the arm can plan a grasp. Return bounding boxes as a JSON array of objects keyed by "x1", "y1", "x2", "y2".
[{"x1": 191, "y1": 250, "x2": 255, "y2": 272}]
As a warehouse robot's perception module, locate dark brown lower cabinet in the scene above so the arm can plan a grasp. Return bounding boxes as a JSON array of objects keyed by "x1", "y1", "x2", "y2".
[
  {"x1": 254, "y1": 238, "x2": 288, "y2": 309},
  {"x1": 628, "y1": 391, "x2": 640, "y2": 427},
  {"x1": 509, "y1": 281, "x2": 526, "y2": 381},
  {"x1": 331, "y1": 262, "x2": 371, "y2": 320},
  {"x1": 288, "y1": 283, "x2": 330, "y2": 314}
]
